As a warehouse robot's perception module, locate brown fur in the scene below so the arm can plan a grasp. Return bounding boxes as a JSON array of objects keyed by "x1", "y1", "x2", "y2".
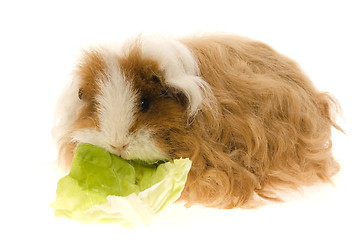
[
  {"x1": 56, "y1": 34, "x2": 341, "y2": 208},
  {"x1": 178, "y1": 35, "x2": 341, "y2": 208}
]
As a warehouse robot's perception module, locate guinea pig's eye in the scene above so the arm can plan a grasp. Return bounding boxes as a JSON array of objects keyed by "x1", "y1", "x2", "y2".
[
  {"x1": 151, "y1": 75, "x2": 160, "y2": 83},
  {"x1": 161, "y1": 90, "x2": 168, "y2": 96},
  {"x1": 140, "y1": 98, "x2": 151, "y2": 113},
  {"x1": 78, "y1": 88, "x2": 84, "y2": 100}
]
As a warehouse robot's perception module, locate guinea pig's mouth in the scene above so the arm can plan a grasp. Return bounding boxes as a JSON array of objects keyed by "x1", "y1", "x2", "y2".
[
  {"x1": 73, "y1": 129, "x2": 170, "y2": 164},
  {"x1": 109, "y1": 144, "x2": 129, "y2": 157},
  {"x1": 107, "y1": 143, "x2": 170, "y2": 165},
  {"x1": 123, "y1": 156, "x2": 169, "y2": 166}
]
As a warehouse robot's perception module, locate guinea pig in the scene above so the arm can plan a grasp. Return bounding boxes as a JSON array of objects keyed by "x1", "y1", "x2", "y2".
[{"x1": 53, "y1": 34, "x2": 342, "y2": 208}]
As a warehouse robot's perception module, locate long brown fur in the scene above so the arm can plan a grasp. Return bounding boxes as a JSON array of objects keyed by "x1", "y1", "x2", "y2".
[
  {"x1": 55, "y1": 34, "x2": 341, "y2": 209},
  {"x1": 178, "y1": 35, "x2": 341, "y2": 208}
]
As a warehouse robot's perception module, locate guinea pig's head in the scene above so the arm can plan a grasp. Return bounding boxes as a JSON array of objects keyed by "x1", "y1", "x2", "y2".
[{"x1": 53, "y1": 37, "x2": 214, "y2": 168}]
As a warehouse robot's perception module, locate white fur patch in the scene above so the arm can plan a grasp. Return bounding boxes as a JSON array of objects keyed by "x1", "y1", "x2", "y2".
[
  {"x1": 140, "y1": 36, "x2": 213, "y2": 116},
  {"x1": 52, "y1": 76, "x2": 83, "y2": 145},
  {"x1": 96, "y1": 49, "x2": 137, "y2": 148},
  {"x1": 124, "y1": 128, "x2": 169, "y2": 162}
]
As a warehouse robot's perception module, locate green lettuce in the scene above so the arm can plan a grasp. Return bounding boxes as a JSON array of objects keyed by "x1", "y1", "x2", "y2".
[{"x1": 51, "y1": 143, "x2": 191, "y2": 227}]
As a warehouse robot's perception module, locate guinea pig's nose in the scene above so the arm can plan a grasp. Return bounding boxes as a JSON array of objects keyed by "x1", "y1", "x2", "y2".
[
  {"x1": 110, "y1": 144, "x2": 128, "y2": 149},
  {"x1": 121, "y1": 144, "x2": 129, "y2": 150},
  {"x1": 110, "y1": 144, "x2": 129, "y2": 156}
]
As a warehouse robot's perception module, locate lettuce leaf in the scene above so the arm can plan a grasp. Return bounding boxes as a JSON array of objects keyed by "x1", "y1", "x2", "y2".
[{"x1": 51, "y1": 143, "x2": 191, "y2": 226}]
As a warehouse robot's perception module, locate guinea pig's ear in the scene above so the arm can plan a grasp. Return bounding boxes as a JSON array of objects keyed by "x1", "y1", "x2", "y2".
[
  {"x1": 147, "y1": 73, "x2": 188, "y2": 106},
  {"x1": 141, "y1": 36, "x2": 216, "y2": 117},
  {"x1": 163, "y1": 86, "x2": 189, "y2": 107},
  {"x1": 164, "y1": 75, "x2": 213, "y2": 117}
]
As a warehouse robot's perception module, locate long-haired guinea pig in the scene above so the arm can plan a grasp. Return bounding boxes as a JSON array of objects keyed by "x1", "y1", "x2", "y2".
[{"x1": 53, "y1": 34, "x2": 342, "y2": 208}]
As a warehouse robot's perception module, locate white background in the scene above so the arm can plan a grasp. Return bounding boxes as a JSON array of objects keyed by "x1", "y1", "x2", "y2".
[{"x1": 1, "y1": 0, "x2": 360, "y2": 239}]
